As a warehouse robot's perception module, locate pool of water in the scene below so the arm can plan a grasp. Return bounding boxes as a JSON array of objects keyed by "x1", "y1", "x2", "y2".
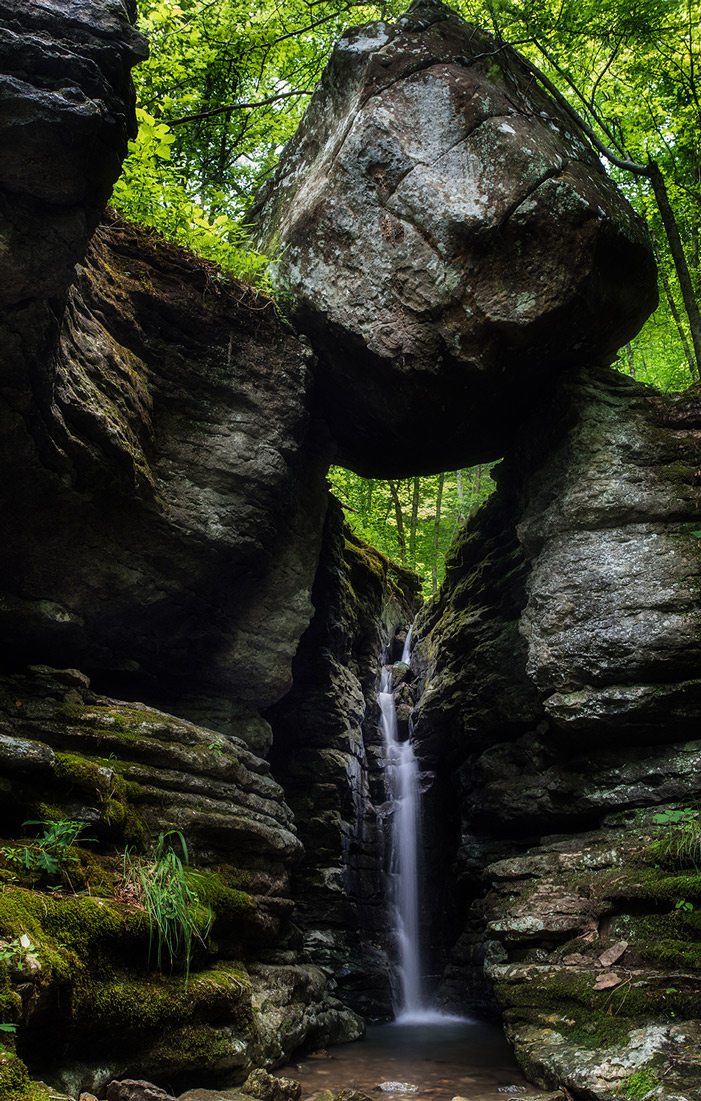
[{"x1": 286, "y1": 1019, "x2": 535, "y2": 1101}]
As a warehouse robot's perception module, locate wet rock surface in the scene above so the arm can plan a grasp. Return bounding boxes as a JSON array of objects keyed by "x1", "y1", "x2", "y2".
[
  {"x1": 412, "y1": 368, "x2": 701, "y2": 1098},
  {"x1": 253, "y1": 0, "x2": 657, "y2": 476},
  {"x1": 269, "y1": 502, "x2": 420, "y2": 1016},
  {"x1": 0, "y1": 667, "x2": 362, "y2": 1092},
  {"x1": 0, "y1": 217, "x2": 328, "y2": 713}
]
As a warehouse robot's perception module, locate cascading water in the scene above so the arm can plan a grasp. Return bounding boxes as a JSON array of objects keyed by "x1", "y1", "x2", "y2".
[{"x1": 378, "y1": 631, "x2": 426, "y2": 1022}]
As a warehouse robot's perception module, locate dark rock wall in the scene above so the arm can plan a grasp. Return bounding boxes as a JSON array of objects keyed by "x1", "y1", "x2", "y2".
[
  {"x1": 253, "y1": 0, "x2": 657, "y2": 477},
  {"x1": 1, "y1": 218, "x2": 330, "y2": 714},
  {"x1": 411, "y1": 367, "x2": 701, "y2": 1098},
  {"x1": 269, "y1": 502, "x2": 420, "y2": 1017},
  {"x1": 0, "y1": 666, "x2": 363, "y2": 1095}
]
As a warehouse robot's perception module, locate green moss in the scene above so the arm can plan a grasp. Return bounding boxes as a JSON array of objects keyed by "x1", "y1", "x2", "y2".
[
  {"x1": 75, "y1": 963, "x2": 250, "y2": 1034},
  {"x1": 0, "y1": 1053, "x2": 53, "y2": 1101},
  {"x1": 186, "y1": 868, "x2": 255, "y2": 927},
  {"x1": 0, "y1": 887, "x2": 126, "y2": 985},
  {"x1": 57, "y1": 703, "x2": 166, "y2": 744},
  {"x1": 610, "y1": 909, "x2": 701, "y2": 970},
  {"x1": 51, "y1": 750, "x2": 146, "y2": 846},
  {"x1": 620, "y1": 1068, "x2": 658, "y2": 1099},
  {"x1": 145, "y1": 1021, "x2": 244, "y2": 1071},
  {"x1": 54, "y1": 753, "x2": 110, "y2": 794},
  {"x1": 497, "y1": 962, "x2": 699, "y2": 1053}
]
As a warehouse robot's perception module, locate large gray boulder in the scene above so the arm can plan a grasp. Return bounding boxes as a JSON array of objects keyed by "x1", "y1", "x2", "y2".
[{"x1": 253, "y1": 0, "x2": 657, "y2": 476}]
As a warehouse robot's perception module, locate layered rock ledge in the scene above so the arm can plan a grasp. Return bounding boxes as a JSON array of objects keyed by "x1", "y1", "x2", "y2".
[{"x1": 411, "y1": 368, "x2": 701, "y2": 1099}]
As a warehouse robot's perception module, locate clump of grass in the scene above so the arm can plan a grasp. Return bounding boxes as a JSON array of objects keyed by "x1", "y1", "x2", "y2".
[
  {"x1": 124, "y1": 830, "x2": 211, "y2": 982},
  {"x1": 653, "y1": 807, "x2": 701, "y2": 870}
]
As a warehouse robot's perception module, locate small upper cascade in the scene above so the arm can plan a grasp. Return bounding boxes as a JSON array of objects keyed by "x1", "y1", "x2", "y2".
[{"x1": 400, "y1": 623, "x2": 413, "y2": 667}]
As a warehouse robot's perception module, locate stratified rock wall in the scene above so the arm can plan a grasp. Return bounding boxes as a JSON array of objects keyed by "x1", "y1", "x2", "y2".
[
  {"x1": 0, "y1": 667, "x2": 362, "y2": 1094},
  {"x1": 269, "y1": 502, "x2": 420, "y2": 1017},
  {"x1": 412, "y1": 368, "x2": 701, "y2": 1098},
  {"x1": 253, "y1": 0, "x2": 657, "y2": 476},
  {"x1": 0, "y1": 218, "x2": 329, "y2": 713}
]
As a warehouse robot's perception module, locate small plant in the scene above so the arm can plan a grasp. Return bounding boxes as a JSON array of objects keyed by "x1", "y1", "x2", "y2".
[
  {"x1": 675, "y1": 898, "x2": 694, "y2": 912},
  {"x1": 0, "y1": 819, "x2": 88, "y2": 886},
  {"x1": 124, "y1": 830, "x2": 211, "y2": 982},
  {"x1": 652, "y1": 807, "x2": 701, "y2": 870},
  {"x1": 0, "y1": 935, "x2": 34, "y2": 973},
  {"x1": 0, "y1": 1023, "x2": 16, "y2": 1055}
]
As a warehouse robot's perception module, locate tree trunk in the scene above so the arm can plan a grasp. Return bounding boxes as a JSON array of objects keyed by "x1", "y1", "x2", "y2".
[
  {"x1": 388, "y1": 480, "x2": 407, "y2": 563},
  {"x1": 654, "y1": 242, "x2": 697, "y2": 381},
  {"x1": 431, "y1": 473, "x2": 445, "y2": 596},
  {"x1": 648, "y1": 160, "x2": 701, "y2": 380},
  {"x1": 409, "y1": 477, "x2": 420, "y2": 559},
  {"x1": 456, "y1": 470, "x2": 465, "y2": 523},
  {"x1": 625, "y1": 344, "x2": 636, "y2": 379}
]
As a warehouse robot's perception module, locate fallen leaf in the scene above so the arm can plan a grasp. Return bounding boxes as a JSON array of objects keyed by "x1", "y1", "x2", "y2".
[
  {"x1": 597, "y1": 941, "x2": 628, "y2": 968},
  {"x1": 593, "y1": 971, "x2": 621, "y2": 991}
]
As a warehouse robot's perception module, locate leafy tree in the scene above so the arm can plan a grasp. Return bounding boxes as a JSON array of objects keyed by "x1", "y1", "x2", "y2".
[{"x1": 328, "y1": 465, "x2": 497, "y2": 594}]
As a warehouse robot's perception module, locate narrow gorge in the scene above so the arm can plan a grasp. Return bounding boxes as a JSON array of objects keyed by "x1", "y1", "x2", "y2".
[{"x1": 0, "y1": 1, "x2": 700, "y2": 1101}]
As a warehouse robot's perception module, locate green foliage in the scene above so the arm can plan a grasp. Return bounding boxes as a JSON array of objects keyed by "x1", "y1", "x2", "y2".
[
  {"x1": 0, "y1": 936, "x2": 35, "y2": 973},
  {"x1": 620, "y1": 1067, "x2": 658, "y2": 1099},
  {"x1": 124, "y1": 830, "x2": 212, "y2": 981},
  {"x1": 0, "y1": 1022, "x2": 16, "y2": 1055},
  {"x1": 329, "y1": 464, "x2": 497, "y2": 595},
  {"x1": 112, "y1": 108, "x2": 272, "y2": 288},
  {"x1": 652, "y1": 807, "x2": 701, "y2": 870},
  {"x1": 0, "y1": 820, "x2": 88, "y2": 886}
]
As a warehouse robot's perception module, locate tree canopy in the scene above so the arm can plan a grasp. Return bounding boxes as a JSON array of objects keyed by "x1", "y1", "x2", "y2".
[{"x1": 115, "y1": 0, "x2": 701, "y2": 589}]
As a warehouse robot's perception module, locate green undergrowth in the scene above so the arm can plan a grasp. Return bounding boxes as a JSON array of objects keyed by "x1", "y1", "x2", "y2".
[
  {"x1": 0, "y1": 1052, "x2": 56, "y2": 1101},
  {"x1": 620, "y1": 1068, "x2": 659, "y2": 1099}
]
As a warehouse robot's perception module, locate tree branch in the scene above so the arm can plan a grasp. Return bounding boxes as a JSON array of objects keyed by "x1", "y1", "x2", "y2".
[{"x1": 166, "y1": 89, "x2": 313, "y2": 127}]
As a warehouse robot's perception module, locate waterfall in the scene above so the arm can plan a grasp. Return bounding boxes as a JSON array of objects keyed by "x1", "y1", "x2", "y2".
[
  {"x1": 400, "y1": 624, "x2": 413, "y2": 666},
  {"x1": 378, "y1": 648, "x2": 425, "y2": 1022}
]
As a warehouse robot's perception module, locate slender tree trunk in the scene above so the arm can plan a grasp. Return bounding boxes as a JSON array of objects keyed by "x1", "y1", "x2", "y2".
[
  {"x1": 648, "y1": 161, "x2": 701, "y2": 380},
  {"x1": 409, "y1": 477, "x2": 420, "y2": 559},
  {"x1": 431, "y1": 473, "x2": 445, "y2": 596},
  {"x1": 625, "y1": 344, "x2": 636, "y2": 379},
  {"x1": 456, "y1": 470, "x2": 465, "y2": 523},
  {"x1": 388, "y1": 480, "x2": 407, "y2": 563},
  {"x1": 655, "y1": 243, "x2": 697, "y2": 380}
]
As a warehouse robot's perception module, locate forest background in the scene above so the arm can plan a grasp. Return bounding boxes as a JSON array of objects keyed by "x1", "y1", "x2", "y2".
[{"x1": 113, "y1": 0, "x2": 701, "y2": 593}]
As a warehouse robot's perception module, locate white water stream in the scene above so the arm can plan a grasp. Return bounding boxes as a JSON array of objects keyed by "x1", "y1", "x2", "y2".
[{"x1": 379, "y1": 623, "x2": 441, "y2": 1023}]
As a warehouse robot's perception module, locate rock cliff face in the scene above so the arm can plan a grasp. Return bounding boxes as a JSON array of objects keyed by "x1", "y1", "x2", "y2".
[
  {"x1": 253, "y1": 0, "x2": 657, "y2": 476},
  {"x1": 411, "y1": 368, "x2": 701, "y2": 1099},
  {"x1": 269, "y1": 503, "x2": 420, "y2": 1018},
  {"x1": 0, "y1": 666, "x2": 362, "y2": 1095}
]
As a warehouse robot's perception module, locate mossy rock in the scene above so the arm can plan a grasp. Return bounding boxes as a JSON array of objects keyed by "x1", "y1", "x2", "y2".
[
  {"x1": 186, "y1": 868, "x2": 255, "y2": 930},
  {"x1": 73, "y1": 962, "x2": 251, "y2": 1035},
  {"x1": 0, "y1": 887, "x2": 129, "y2": 985},
  {"x1": 0, "y1": 1053, "x2": 57, "y2": 1101}
]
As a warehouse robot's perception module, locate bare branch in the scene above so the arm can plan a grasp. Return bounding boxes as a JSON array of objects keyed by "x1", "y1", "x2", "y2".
[{"x1": 166, "y1": 89, "x2": 313, "y2": 127}]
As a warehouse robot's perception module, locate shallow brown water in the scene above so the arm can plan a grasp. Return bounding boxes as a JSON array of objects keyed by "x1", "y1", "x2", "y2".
[{"x1": 286, "y1": 1020, "x2": 535, "y2": 1101}]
